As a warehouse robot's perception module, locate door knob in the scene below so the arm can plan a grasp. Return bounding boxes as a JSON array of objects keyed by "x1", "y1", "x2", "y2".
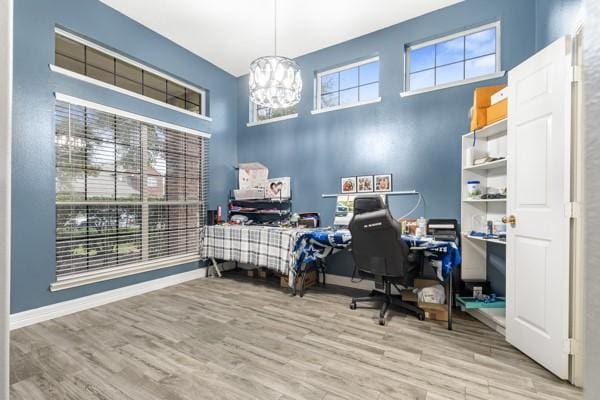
[{"x1": 502, "y1": 215, "x2": 517, "y2": 225}]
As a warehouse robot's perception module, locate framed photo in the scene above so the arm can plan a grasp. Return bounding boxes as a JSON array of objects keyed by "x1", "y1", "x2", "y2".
[
  {"x1": 357, "y1": 175, "x2": 374, "y2": 193},
  {"x1": 341, "y1": 176, "x2": 357, "y2": 193},
  {"x1": 374, "y1": 174, "x2": 392, "y2": 192}
]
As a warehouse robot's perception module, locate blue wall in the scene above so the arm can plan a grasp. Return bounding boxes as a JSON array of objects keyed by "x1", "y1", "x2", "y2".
[
  {"x1": 11, "y1": 0, "x2": 238, "y2": 313},
  {"x1": 11, "y1": 0, "x2": 584, "y2": 312},
  {"x1": 237, "y1": 0, "x2": 536, "y2": 275},
  {"x1": 535, "y1": 0, "x2": 583, "y2": 50}
]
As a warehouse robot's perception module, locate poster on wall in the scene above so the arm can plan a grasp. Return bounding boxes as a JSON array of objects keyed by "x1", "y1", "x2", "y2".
[
  {"x1": 341, "y1": 177, "x2": 357, "y2": 193},
  {"x1": 266, "y1": 177, "x2": 291, "y2": 199},
  {"x1": 374, "y1": 174, "x2": 392, "y2": 192}
]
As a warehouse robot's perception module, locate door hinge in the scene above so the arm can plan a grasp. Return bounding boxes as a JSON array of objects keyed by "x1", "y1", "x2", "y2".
[
  {"x1": 564, "y1": 338, "x2": 575, "y2": 355},
  {"x1": 564, "y1": 202, "x2": 581, "y2": 219},
  {"x1": 570, "y1": 65, "x2": 582, "y2": 83}
]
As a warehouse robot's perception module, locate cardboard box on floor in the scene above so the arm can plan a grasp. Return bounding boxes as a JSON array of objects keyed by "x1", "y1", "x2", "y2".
[{"x1": 401, "y1": 278, "x2": 448, "y2": 322}]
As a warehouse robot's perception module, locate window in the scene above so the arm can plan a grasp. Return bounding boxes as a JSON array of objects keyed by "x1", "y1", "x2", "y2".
[
  {"x1": 405, "y1": 22, "x2": 501, "y2": 93},
  {"x1": 55, "y1": 98, "x2": 209, "y2": 279},
  {"x1": 315, "y1": 57, "x2": 380, "y2": 112},
  {"x1": 54, "y1": 29, "x2": 206, "y2": 117},
  {"x1": 248, "y1": 101, "x2": 297, "y2": 125}
]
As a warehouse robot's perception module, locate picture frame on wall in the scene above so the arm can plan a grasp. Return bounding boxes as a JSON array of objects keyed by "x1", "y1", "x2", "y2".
[
  {"x1": 341, "y1": 177, "x2": 357, "y2": 193},
  {"x1": 357, "y1": 175, "x2": 374, "y2": 193},
  {"x1": 374, "y1": 174, "x2": 392, "y2": 192}
]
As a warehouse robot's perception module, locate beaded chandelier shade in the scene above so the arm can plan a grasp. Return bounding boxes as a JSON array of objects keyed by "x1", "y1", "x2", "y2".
[
  {"x1": 249, "y1": 56, "x2": 302, "y2": 108},
  {"x1": 249, "y1": 0, "x2": 302, "y2": 109}
]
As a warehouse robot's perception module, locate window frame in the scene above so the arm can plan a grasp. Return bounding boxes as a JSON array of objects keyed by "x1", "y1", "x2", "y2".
[
  {"x1": 51, "y1": 93, "x2": 210, "y2": 291},
  {"x1": 402, "y1": 21, "x2": 504, "y2": 97},
  {"x1": 312, "y1": 56, "x2": 381, "y2": 114},
  {"x1": 52, "y1": 27, "x2": 209, "y2": 121}
]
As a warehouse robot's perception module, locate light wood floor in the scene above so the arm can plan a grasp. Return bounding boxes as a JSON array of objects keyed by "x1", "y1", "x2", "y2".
[{"x1": 10, "y1": 273, "x2": 583, "y2": 400}]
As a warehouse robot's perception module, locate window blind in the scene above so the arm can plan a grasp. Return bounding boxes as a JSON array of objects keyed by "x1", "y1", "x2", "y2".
[{"x1": 55, "y1": 100, "x2": 208, "y2": 277}]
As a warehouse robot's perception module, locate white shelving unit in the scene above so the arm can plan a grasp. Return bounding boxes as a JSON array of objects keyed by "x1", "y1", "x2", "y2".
[{"x1": 460, "y1": 119, "x2": 508, "y2": 330}]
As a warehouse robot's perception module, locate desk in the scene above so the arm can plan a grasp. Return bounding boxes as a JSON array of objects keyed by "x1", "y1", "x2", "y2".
[
  {"x1": 293, "y1": 229, "x2": 461, "y2": 330},
  {"x1": 200, "y1": 224, "x2": 310, "y2": 281},
  {"x1": 201, "y1": 225, "x2": 461, "y2": 330}
]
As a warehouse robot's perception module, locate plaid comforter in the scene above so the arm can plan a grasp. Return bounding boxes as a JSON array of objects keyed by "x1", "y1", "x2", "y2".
[{"x1": 200, "y1": 225, "x2": 309, "y2": 274}]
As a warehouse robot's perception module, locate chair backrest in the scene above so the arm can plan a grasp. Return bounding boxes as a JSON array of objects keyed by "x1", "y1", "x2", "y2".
[{"x1": 348, "y1": 196, "x2": 413, "y2": 279}]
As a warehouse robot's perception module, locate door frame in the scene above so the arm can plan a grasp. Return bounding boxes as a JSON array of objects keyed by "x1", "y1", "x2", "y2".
[
  {"x1": 0, "y1": 0, "x2": 13, "y2": 397},
  {"x1": 570, "y1": 21, "x2": 585, "y2": 387}
]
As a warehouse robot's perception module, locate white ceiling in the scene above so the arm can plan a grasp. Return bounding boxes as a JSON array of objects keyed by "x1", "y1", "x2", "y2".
[{"x1": 100, "y1": 0, "x2": 463, "y2": 77}]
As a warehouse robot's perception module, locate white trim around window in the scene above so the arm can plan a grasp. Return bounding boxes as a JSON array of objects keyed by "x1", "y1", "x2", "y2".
[
  {"x1": 310, "y1": 96, "x2": 381, "y2": 115},
  {"x1": 50, "y1": 254, "x2": 202, "y2": 292},
  {"x1": 50, "y1": 64, "x2": 213, "y2": 122},
  {"x1": 54, "y1": 92, "x2": 211, "y2": 138},
  {"x1": 313, "y1": 55, "x2": 381, "y2": 113},
  {"x1": 399, "y1": 71, "x2": 505, "y2": 97},
  {"x1": 403, "y1": 21, "x2": 503, "y2": 96},
  {"x1": 246, "y1": 112, "x2": 298, "y2": 127}
]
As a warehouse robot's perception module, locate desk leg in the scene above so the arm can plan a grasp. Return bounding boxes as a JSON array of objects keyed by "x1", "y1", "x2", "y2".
[
  {"x1": 447, "y1": 273, "x2": 453, "y2": 331},
  {"x1": 210, "y1": 257, "x2": 223, "y2": 278}
]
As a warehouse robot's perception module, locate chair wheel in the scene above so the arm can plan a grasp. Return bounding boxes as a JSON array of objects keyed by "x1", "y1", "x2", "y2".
[
  {"x1": 379, "y1": 317, "x2": 386, "y2": 326},
  {"x1": 417, "y1": 313, "x2": 425, "y2": 321},
  {"x1": 349, "y1": 303, "x2": 356, "y2": 310}
]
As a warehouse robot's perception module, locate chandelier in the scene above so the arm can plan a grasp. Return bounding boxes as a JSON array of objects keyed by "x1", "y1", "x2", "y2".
[{"x1": 249, "y1": 0, "x2": 302, "y2": 109}]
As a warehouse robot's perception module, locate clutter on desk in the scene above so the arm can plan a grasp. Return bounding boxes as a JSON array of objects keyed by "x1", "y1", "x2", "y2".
[
  {"x1": 298, "y1": 212, "x2": 320, "y2": 228},
  {"x1": 400, "y1": 219, "x2": 417, "y2": 235},
  {"x1": 427, "y1": 219, "x2": 458, "y2": 242},
  {"x1": 415, "y1": 216, "x2": 427, "y2": 238},
  {"x1": 230, "y1": 162, "x2": 293, "y2": 226}
]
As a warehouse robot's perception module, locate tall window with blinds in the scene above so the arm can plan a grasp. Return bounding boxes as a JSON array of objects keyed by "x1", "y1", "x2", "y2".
[{"x1": 55, "y1": 100, "x2": 208, "y2": 278}]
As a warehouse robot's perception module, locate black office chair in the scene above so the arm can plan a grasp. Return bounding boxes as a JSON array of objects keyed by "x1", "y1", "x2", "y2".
[{"x1": 348, "y1": 196, "x2": 425, "y2": 325}]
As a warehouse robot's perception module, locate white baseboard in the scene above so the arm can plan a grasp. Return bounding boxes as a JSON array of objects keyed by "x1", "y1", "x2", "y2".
[{"x1": 10, "y1": 268, "x2": 208, "y2": 330}]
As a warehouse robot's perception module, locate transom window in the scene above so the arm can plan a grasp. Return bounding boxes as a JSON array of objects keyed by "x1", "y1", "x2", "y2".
[
  {"x1": 316, "y1": 56, "x2": 380, "y2": 111},
  {"x1": 249, "y1": 102, "x2": 297, "y2": 125},
  {"x1": 54, "y1": 29, "x2": 206, "y2": 117},
  {"x1": 405, "y1": 22, "x2": 501, "y2": 93}
]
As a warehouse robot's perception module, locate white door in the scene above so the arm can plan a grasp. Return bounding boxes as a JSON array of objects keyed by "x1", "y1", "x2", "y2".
[{"x1": 506, "y1": 36, "x2": 572, "y2": 379}]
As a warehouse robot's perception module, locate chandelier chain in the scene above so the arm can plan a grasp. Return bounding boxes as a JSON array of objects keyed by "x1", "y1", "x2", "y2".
[{"x1": 274, "y1": 0, "x2": 277, "y2": 56}]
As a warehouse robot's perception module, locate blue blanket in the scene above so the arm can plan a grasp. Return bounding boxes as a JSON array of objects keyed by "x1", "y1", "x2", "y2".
[{"x1": 292, "y1": 230, "x2": 461, "y2": 279}]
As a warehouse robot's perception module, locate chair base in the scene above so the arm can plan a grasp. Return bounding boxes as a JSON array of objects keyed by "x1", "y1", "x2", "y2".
[{"x1": 350, "y1": 286, "x2": 425, "y2": 325}]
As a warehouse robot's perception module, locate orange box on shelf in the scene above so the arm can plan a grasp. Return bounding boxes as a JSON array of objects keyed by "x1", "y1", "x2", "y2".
[
  {"x1": 486, "y1": 98, "x2": 508, "y2": 125},
  {"x1": 470, "y1": 84, "x2": 506, "y2": 131}
]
